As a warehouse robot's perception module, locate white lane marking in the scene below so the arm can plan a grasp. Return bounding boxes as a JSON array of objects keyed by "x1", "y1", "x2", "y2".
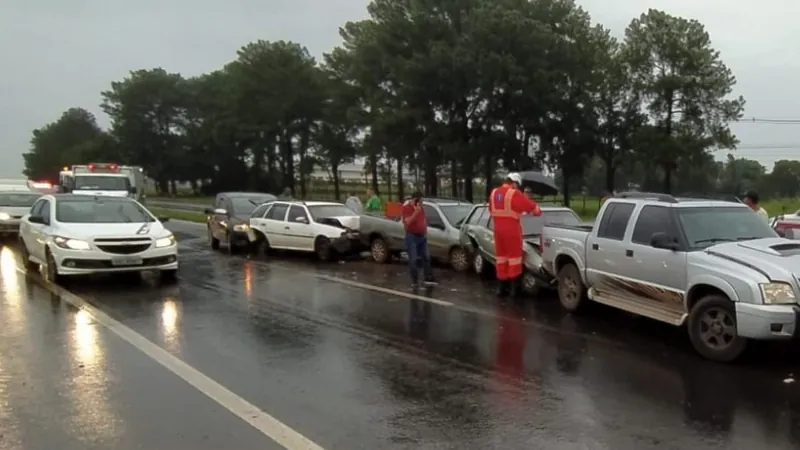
[
  {"x1": 17, "y1": 267, "x2": 325, "y2": 450},
  {"x1": 312, "y1": 273, "x2": 453, "y2": 307}
]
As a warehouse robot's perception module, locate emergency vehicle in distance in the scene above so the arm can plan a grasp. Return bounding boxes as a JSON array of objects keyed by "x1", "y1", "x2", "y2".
[{"x1": 59, "y1": 163, "x2": 146, "y2": 202}]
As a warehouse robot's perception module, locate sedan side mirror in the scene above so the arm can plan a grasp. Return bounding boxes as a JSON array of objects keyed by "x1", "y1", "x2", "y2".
[
  {"x1": 650, "y1": 232, "x2": 679, "y2": 250},
  {"x1": 294, "y1": 216, "x2": 308, "y2": 223},
  {"x1": 28, "y1": 215, "x2": 46, "y2": 225}
]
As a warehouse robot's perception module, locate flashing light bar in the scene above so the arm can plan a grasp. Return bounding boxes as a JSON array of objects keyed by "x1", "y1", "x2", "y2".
[
  {"x1": 31, "y1": 181, "x2": 52, "y2": 189},
  {"x1": 88, "y1": 163, "x2": 120, "y2": 172}
]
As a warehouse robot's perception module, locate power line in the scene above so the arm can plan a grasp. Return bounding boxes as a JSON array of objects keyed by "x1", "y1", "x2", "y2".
[{"x1": 732, "y1": 117, "x2": 800, "y2": 124}]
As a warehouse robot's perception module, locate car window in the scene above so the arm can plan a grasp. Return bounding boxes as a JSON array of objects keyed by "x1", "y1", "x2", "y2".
[
  {"x1": 55, "y1": 199, "x2": 154, "y2": 223},
  {"x1": 476, "y1": 208, "x2": 490, "y2": 227},
  {"x1": 597, "y1": 202, "x2": 634, "y2": 240},
  {"x1": 265, "y1": 203, "x2": 288, "y2": 221},
  {"x1": 466, "y1": 207, "x2": 483, "y2": 225},
  {"x1": 30, "y1": 199, "x2": 45, "y2": 216},
  {"x1": 288, "y1": 205, "x2": 308, "y2": 222},
  {"x1": 438, "y1": 204, "x2": 473, "y2": 227},
  {"x1": 0, "y1": 193, "x2": 40, "y2": 207},
  {"x1": 678, "y1": 206, "x2": 777, "y2": 249},
  {"x1": 251, "y1": 203, "x2": 272, "y2": 218},
  {"x1": 423, "y1": 205, "x2": 444, "y2": 227},
  {"x1": 39, "y1": 200, "x2": 51, "y2": 223},
  {"x1": 631, "y1": 206, "x2": 677, "y2": 245},
  {"x1": 215, "y1": 197, "x2": 226, "y2": 209},
  {"x1": 307, "y1": 204, "x2": 355, "y2": 220},
  {"x1": 73, "y1": 175, "x2": 130, "y2": 191}
]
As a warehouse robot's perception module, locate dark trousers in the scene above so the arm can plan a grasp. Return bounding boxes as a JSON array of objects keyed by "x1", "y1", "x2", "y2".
[{"x1": 404, "y1": 232, "x2": 433, "y2": 283}]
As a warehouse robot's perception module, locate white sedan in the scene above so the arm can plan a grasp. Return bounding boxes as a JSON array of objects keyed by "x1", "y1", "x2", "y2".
[
  {"x1": 18, "y1": 194, "x2": 178, "y2": 284},
  {"x1": 248, "y1": 200, "x2": 361, "y2": 260}
]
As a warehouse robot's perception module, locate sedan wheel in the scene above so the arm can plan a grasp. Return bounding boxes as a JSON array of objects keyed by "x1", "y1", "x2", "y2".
[
  {"x1": 449, "y1": 246, "x2": 470, "y2": 272},
  {"x1": 522, "y1": 271, "x2": 541, "y2": 296}
]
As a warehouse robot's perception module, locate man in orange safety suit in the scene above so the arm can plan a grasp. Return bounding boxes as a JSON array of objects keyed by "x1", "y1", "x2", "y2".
[{"x1": 489, "y1": 172, "x2": 541, "y2": 298}]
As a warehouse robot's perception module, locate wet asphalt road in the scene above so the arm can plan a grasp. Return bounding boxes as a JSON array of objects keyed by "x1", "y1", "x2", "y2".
[{"x1": 1, "y1": 221, "x2": 800, "y2": 450}]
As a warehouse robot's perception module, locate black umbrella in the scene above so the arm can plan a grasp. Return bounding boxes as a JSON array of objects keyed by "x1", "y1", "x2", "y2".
[{"x1": 518, "y1": 171, "x2": 559, "y2": 196}]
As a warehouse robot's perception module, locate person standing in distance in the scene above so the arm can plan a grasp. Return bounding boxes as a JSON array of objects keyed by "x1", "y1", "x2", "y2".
[
  {"x1": 489, "y1": 172, "x2": 541, "y2": 298},
  {"x1": 345, "y1": 191, "x2": 363, "y2": 214},
  {"x1": 364, "y1": 188, "x2": 382, "y2": 215},
  {"x1": 402, "y1": 191, "x2": 437, "y2": 288},
  {"x1": 743, "y1": 191, "x2": 769, "y2": 224}
]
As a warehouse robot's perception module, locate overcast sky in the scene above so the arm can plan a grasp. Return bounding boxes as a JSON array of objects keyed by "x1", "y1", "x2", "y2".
[{"x1": 2, "y1": 0, "x2": 798, "y2": 178}]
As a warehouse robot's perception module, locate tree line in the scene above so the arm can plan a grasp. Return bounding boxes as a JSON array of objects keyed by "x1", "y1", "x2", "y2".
[{"x1": 24, "y1": 0, "x2": 767, "y2": 205}]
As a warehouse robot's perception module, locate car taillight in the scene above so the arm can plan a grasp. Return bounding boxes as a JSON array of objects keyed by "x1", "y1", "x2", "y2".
[{"x1": 88, "y1": 163, "x2": 95, "y2": 171}]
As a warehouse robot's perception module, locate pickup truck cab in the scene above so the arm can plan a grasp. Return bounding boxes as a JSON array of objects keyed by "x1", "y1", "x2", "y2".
[{"x1": 541, "y1": 192, "x2": 799, "y2": 362}]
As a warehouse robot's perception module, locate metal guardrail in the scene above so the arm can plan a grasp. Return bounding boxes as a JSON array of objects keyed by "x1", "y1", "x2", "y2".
[{"x1": 148, "y1": 200, "x2": 207, "y2": 212}]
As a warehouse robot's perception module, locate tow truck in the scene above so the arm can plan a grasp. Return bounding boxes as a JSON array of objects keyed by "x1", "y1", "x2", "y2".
[{"x1": 60, "y1": 163, "x2": 146, "y2": 202}]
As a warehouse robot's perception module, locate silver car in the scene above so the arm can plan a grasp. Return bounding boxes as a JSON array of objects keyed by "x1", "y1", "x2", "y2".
[
  {"x1": 0, "y1": 191, "x2": 41, "y2": 239},
  {"x1": 359, "y1": 198, "x2": 473, "y2": 269}
]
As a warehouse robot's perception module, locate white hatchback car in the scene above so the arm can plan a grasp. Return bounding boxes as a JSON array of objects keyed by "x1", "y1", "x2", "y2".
[
  {"x1": 18, "y1": 194, "x2": 178, "y2": 284},
  {"x1": 248, "y1": 200, "x2": 361, "y2": 260}
]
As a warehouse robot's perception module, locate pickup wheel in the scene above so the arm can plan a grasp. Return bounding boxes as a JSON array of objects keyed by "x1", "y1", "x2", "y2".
[
  {"x1": 370, "y1": 237, "x2": 391, "y2": 264},
  {"x1": 449, "y1": 246, "x2": 470, "y2": 272},
  {"x1": 557, "y1": 263, "x2": 586, "y2": 312},
  {"x1": 208, "y1": 227, "x2": 220, "y2": 250},
  {"x1": 688, "y1": 295, "x2": 747, "y2": 363}
]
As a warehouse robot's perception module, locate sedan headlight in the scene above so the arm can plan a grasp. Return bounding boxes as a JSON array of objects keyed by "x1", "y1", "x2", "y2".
[
  {"x1": 155, "y1": 234, "x2": 176, "y2": 248},
  {"x1": 232, "y1": 224, "x2": 250, "y2": 232},
  {"x1": 0, "y1": 212, "x2": 9, "y2": 220},
  {"x1": 760, "y1": 282, "x2": 797, "y2": 304},
  {"x1": 53, "y1": 236, "x2": 91, "y2": 250}
]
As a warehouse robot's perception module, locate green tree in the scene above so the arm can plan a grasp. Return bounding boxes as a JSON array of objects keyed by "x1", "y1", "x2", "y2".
[
  {"x1": 767, "y1": 160, "x2": 800, "y2": 198},
  {"x1": 101, "y1": 68, "x2": 188, "y2": 194},
  {"x1": 22, "y1": 107, "x2": 108, "y2": 181},
  {"x1": 624, "y1": 9, "x2": 745, "y2": 193}
]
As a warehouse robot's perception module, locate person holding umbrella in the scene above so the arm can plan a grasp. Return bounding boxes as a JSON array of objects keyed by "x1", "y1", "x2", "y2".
[{"x1": 489, "y1": 172, "x2": 541, "y2": 298}]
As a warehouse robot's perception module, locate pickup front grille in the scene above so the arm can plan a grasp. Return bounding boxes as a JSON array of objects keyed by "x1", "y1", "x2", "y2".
[{"x1": 97, "y1": 243, "x2": 151, "y2": 254}]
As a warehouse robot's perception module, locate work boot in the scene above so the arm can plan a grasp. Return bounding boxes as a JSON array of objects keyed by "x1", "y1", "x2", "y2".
[
  {"x1": 509, "y1": 276, "x2": 522, "y2": 299},
  {"x1": 496, "y1": 280, "x2": 510, "y2": 298}
]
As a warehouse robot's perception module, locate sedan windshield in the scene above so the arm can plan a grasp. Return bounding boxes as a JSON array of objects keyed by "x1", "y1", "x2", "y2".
[
  {"x1": 307, "y1": 205, "x2": 355, "y2": 220},
  {"x1": 439, "y1": 204, "x2": 473, "y2": 226},
  {"x1": 0, "y1": 193, "x2": 40, "y2": 207},
  {"x1": 74, "y1": 175, "x2": 130, "y2": 191},
  {"x1": 231, "y1": 197, "x2": 273, "y2": 216},
  {"x1": 56, "y1": 199, "x2": 155, "y2": 223},
  {"x1": 678, "y1": 206, "x2": 777, "y2": 248}
]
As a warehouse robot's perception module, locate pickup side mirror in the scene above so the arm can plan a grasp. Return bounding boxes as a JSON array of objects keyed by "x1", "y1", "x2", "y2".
[
  {"x1": 28, "y1": 215, "x2": 46, "y2": 225},
  {"x1": 129, "y1": 187, "x2": 137, "y2": 194},
  {"x1": 650, "y1": 232, "x2": 679, "y2": 250}
]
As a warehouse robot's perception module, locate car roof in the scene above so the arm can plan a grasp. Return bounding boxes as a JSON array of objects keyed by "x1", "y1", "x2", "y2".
[
  {"x1": 472, "y1": 202, "x2": 574, "y2": 212},
  {"x1": 52, "y1": 194, "x2": 135, "y2": 202},
  {"x1": 0, "y1": 190, "x2": 40, "y2": 195},
  {"x1": 219, "y1": 192, "x2": 276, "y2": 198}
]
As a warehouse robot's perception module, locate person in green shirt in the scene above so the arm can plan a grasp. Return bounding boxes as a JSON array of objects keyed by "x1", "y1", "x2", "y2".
[{"x1": 364, "y1": 188, "x2": 382, "y2": 215}]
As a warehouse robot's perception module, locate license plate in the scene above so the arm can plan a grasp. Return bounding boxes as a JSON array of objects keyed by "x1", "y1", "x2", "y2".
[
  {"x1": 111, "y1": 256, "x2": 143, "y2": 266},
  {"x1": 246, "y1": 229, "x2": 257, "y2": 242}
]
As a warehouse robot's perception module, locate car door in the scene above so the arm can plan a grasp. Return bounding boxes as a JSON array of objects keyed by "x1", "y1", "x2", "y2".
[
  {"x1": 21, "y1": 199, "x2": 46, "y2": 259},
  {"x1": 32, "y1": 199, "x2": 53, "y2": 260},
  {"x1": 262, "y1": 202, "x2": 289, "y2": 248},
  {"x1": 625, "y1": 205, "x2": 688, "y2": 313},
  {"x1": 211, "y1": 195, "x2": 228, "y2": 240},
  {"x1": 481, "y1": 214, "x2": 497, "y2": 264},
  {"x1": 284, "y1": 205, "x2": 315, "y2": 250},
  {"x1": 584, "y1": 201, "x2": 636, "y2": 292},
  {"x1": 423, "y1": 203, "x2": 449, "y2": 259}
]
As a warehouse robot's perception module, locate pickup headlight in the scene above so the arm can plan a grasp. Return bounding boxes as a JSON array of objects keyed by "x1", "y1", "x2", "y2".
[
  {"x1": 0, "y1": 212, "x2": 9, "y2": 220},
  {"x1": 232, "y1": 224, "x2": 250, "y2": 232},
  {"x1": 760, "y1": 282, "x2": 797, "y2": 304},
  {"x1": 155, "y1": 234, "x2": 176, "y2": 248},
  {"x1": 53, "y1": 236, "x2": 91, "y2": 250}
]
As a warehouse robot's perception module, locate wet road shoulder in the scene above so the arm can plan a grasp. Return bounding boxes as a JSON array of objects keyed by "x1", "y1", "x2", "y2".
[{"x1": 0, "y1": 247, "x2": 292, "y2": 450}]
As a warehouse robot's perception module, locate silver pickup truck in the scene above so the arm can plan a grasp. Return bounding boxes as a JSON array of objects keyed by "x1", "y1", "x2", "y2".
[{"x1": 541, "y1": 192, "x2": 800, "y2": 362}]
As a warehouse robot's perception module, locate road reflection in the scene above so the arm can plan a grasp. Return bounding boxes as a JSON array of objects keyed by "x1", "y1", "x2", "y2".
[
  {"x1": 0, "y1": 247, "x2": 22, "y2": 334},
  {"x1": 161, "y1": 298, "x2": 180, "y2": 352},
  {"x1": 67, "y1": 309, "x2": 124, "y2": 444}
]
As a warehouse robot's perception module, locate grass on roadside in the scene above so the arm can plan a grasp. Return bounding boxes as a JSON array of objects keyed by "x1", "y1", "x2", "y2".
[{"x1": 149, "y1": 207, "x2": 208, "y2": 223}]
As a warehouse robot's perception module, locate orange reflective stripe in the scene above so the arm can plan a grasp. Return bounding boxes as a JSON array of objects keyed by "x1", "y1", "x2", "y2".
[
  {"x1": 496, "y1": 256, "x2": 509, "y2": 263},
  {"x1": 508, "y1": 257, "x2": 523, "y2": 265}
]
